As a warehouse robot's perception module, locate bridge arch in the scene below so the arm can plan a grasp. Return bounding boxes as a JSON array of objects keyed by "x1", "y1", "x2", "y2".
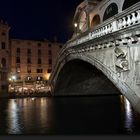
[{"x1": 52, "y1": 58, "x2": 120, "y2": 96}]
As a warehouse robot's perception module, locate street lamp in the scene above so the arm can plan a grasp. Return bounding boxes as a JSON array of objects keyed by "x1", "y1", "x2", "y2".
[
  {"x1": 11, "y1": 75, "x2": 16, "y2": 92},
  {"x1": 12, "y1": 75, "x2": 16, "y2": 81},
  {"x1": 74, "y1": 23, "x2": 78, "y2": 28},
  {"x1": 74, "y1": 23, "x2": 78, "y2": 36}
]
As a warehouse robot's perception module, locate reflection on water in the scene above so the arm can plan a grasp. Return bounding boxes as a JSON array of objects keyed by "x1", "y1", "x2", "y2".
[
  {"x1": 120, "y1": 95, "x2": 134, "y2": 133},
  {"x1": 0, "y1": 95, "x2": 140, "y2": 135},
  {"x1": 7, "y1": 99, "x2": 21, "y2": 134}
]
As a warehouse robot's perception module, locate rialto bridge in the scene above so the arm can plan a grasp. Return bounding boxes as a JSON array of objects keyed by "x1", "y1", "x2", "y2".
[{"x1": 49, "y1": 0, "x2": 140, "y2": 113}]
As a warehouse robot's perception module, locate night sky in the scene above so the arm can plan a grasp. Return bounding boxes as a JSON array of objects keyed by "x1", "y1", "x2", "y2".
[{"x1": 0, "y1": 0, "x2": 83, "y2": 43}]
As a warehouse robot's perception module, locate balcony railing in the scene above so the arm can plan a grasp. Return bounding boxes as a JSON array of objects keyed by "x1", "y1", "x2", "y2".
[{"x1": 67, "y1": 1, "x2": 140, "y2": 48}]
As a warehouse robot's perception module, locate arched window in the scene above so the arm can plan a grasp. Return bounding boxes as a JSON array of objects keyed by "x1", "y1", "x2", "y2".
[
  {"x1": 1, "y1": 58, "x2": 6, "y2": 68},
  {"x1": 122, "y1": 0, "x2": 140, "y2": 10},
  {"x1": 103, "y1": 3, "x2": 118, "y2": 21},
  {"x1": 91, "y1": 15, "x2": 101, "y2": 29}
]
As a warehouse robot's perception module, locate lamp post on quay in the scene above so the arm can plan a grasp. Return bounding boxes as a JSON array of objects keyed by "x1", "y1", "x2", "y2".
[{"x1": 11, "y1": 75, "x2": 16, "y2": 93}]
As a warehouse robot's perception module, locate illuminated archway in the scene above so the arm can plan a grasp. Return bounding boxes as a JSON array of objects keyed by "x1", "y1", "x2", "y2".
[{"x1": 91, "y1": 15, "x2": 101, "y2": 29}]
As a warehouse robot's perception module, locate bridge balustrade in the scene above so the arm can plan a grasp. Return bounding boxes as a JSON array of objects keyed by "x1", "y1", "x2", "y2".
[{"x1": 67, "y1": 2, "x2": 140, "y2": 48}]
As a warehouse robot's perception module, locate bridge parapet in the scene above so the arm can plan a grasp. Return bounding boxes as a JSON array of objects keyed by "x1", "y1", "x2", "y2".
[{"x1": 67, "y1": 2, "x2": 140, "y2": 48}]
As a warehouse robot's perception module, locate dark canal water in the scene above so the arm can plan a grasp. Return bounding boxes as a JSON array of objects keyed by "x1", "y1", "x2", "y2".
[{"x1": 0, "y1": 95, "x2": 140, "y2": 135}]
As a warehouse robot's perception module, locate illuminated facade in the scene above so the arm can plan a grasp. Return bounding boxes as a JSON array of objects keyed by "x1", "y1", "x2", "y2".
[
  {"x1": 10, "y1": 39, "x2": 63, "y2": 91},
  {"x1": 0, "y1": 21, "x2": 63, "y2": 95}
]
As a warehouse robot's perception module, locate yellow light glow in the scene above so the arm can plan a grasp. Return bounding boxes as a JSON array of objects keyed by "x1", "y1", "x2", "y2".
[
  {"x1": 9, "y1": 78, "x2": 12, "y2": 81},
  {"x1": 74, "y1": 23, "x2": 78, "y2": 28},
  {"x1": 44, "y1": 73, "x2": 51, "y2": 80}
]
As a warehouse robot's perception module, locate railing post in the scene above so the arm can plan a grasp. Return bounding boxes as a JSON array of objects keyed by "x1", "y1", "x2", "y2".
[{"x1": 112, "y1": 20, "x2": 118, "y2": 32}]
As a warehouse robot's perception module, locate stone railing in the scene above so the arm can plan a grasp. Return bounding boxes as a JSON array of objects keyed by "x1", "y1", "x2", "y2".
[{"x1": 67, "y1": 1, "x2": 140, "y2": 48}]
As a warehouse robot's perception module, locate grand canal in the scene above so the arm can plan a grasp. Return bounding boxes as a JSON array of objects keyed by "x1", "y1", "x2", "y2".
[{"x1": 0, "y1": 95, "x2": 140, "y2": 135}]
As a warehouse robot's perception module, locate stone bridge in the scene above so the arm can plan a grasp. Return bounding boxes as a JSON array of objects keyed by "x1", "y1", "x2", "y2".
[{"x1": 49, "y1": 0, "x2": 140, "y2": 113}]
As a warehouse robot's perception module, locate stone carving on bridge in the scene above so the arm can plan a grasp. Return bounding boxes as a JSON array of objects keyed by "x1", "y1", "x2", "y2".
[{"x1": 114, "y1": 47, "x2": 129, "y2": 72}]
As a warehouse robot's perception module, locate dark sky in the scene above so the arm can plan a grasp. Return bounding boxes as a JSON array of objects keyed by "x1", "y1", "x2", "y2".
[{"x1": 0, "y1": 0, "x2": 83, "y2": 43}]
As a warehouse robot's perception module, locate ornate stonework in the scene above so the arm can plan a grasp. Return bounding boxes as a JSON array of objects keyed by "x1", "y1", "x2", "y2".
[{"x1": 114, "y1": 47, "x2": 129, "y2": 72}]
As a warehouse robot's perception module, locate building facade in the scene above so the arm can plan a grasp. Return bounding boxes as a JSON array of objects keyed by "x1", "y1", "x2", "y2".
[
  {"x1": 0, "y1": 21, "x2": 63, "y2": 95},
  {"x1": 9, "y1": 39, "x2": 63, "y2": 92},
  {"x1": 0, "y1": 21, "x2": 10, "y2": 97}
]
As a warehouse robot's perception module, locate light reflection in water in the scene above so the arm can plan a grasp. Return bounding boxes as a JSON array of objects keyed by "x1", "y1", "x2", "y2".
[
  {"x1": 3, "y1": 96, "x2": 139, "y2": 135},
  {"x1": 120, "y1": 95, "x2": 134, "y2": 133},
  {"x1": 6, "y1": 98, "x2": 52, "y2": 134},
  {"x1": 7, "y1": 99, "x2": 21, "y2": 134}
]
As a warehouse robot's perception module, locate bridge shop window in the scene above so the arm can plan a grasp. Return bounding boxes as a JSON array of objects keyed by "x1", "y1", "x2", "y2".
[
  {"x1": 90, "y1": 14, "x2": 101, "y2": 29},
  {"x1": 122, "y1": 0, "x2": 140, "y2": 10},
  {"x1": 103, "y1": 3, "x2": 118, "y2": 21}
]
